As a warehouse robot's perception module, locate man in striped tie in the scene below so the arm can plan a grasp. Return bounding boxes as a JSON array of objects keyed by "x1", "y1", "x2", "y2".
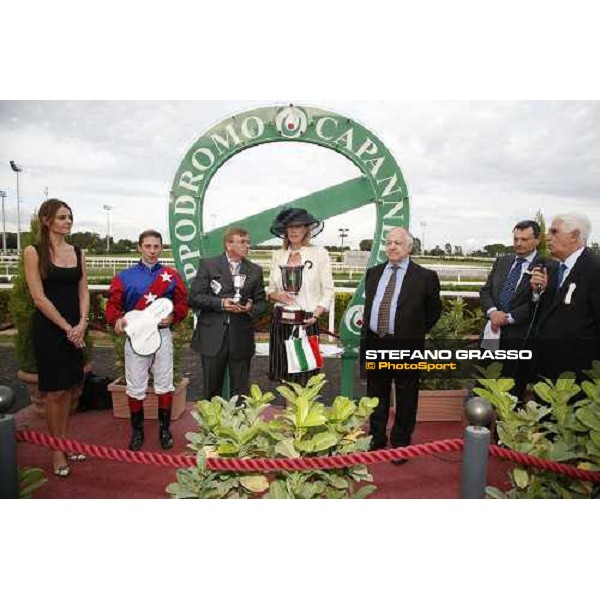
[
  {"x1": 531, "y1": 213, "x2": 600, "y2": 383},
  {"x1": 361, "y1": 227, "x2": 441, "y2": 462}
]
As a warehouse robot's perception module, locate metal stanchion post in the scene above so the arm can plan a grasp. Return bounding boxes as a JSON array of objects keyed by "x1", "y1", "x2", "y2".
[
  {"x1": 0, "y1": 385, "x2": 19, "y2": 499},
  {"x1": 460, "y1": 396, "x2": 493, "y2": 499}
]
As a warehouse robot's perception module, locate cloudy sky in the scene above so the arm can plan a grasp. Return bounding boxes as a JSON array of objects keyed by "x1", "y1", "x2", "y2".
[{"x1": 1, "y1": 100, "x2": 599, "y2": 252}]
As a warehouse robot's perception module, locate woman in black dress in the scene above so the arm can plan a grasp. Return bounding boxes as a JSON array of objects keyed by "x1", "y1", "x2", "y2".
[{"x1": 24, "y1": 199, "x2": 89, "y2": 477}]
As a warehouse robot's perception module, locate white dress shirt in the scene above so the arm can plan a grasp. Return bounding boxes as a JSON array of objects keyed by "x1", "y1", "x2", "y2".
[
  {"x1": 559, "y1": 246, "x2": 585, "y2": 287},
  {"x1": 268, "y1": 245, "x2": 334, "y2": 312}
]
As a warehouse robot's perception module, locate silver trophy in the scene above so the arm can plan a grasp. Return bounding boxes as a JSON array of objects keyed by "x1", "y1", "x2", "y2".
[
  {"x1": 232, "y1": 273, "x2": 247, "y2": 304},
  {"x1": 279, "y1": 265, "x2": 306, "y2": 324}
]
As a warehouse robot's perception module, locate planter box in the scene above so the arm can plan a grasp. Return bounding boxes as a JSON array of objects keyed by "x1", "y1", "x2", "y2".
[
  {"x1": 417, "y1": 389, "x2": 466, "y2": 422},
  {"x1": 108, "y1": 377, "x2": 189, "y2": 420}
]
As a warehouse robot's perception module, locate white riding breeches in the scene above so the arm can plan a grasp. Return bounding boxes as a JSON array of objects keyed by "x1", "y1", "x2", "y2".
[{"x1": 124, "y1": 328, "x2": 174, "y2": 400}]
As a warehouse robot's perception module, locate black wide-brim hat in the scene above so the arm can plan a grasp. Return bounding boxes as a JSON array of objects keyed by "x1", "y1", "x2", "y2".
[{"x1": 269, "y1": 208, "x2": 324, "y2": 239}]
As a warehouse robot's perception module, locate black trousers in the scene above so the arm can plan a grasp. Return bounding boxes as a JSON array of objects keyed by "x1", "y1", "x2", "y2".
[
  {"x1": 201, "y1": 327, "x2": 251, "y2": 402},
  {"x1": 367, "y1": 375, "x2": 420, "y2": 449},
  {"x1": 500, "y1": 337, "x2": 534, "y2": 404}
]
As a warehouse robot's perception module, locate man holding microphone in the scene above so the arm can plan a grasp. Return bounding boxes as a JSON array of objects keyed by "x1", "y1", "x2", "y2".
[{"x1": 479, "y1": 220, "x2": 552, "y2": 400}]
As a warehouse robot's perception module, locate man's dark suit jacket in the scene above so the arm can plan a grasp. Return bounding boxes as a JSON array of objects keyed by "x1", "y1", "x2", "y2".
[
  {"x1": 479, "y1": 253, "x2": 543, "y2": 341},
  {"x1": 189, "y1": 254, "x2": 266, "y2": 358},
  {"x1": 535, "y1": 247, "x2": 600, "y2": 380},
  {"x1": 361, "y1": 260, "x2": 441, "y2": 449},
  {"x1": 361, "y1": 260, "x2": 442, "y2": 342}
]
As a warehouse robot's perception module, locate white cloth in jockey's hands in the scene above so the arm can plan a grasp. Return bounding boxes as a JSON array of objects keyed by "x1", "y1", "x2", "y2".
[{"x1": 124, "y1": 298, "x2": 173, "y2": 356}]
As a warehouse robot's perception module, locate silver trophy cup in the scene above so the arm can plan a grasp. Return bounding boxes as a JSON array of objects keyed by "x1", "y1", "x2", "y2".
[
  {"x1": 279, "y1": 265, "x2": 306, "y2": 324},
  {"x1": 232, "y1": 273, "x2": 247, "y2": 304}
]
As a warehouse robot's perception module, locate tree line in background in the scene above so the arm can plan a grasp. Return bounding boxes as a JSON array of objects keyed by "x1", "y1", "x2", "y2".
[
  {"x1": 0, "y1": 231, "x2": 153, "y2": 254},
  {"x1": 2, "y1": 208, "x2": 599, "y2": 257},
  {"x1": 0, "y1": 231, "x2": 509, "y2": 257},
  {"x1": 359, "y1": 210, "x2": 599, "y2": 258},
  {"x1": 358, "y1": 236, "x2": 504, "y2": 257}
]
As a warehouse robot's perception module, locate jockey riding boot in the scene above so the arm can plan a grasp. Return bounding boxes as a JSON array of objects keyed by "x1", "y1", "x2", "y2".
[
  {"x1": 128, "y1": 397, "x2": 145, "y2": 451},
  {"x1": 158, "y1": 392, "x2": 174, "y2": 450}
]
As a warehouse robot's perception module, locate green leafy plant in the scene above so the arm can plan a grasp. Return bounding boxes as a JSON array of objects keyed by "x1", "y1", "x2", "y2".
[
  {"x1": 474, "y1": 362, "x2": 600, "y2": 499},
  {"x1": 0, "y1": 290, "x2": 11, "y2": 326},
  {"x1": 9, "y1": 216, "x2": 39, "y2": 372},
  {"x1": 88, "y1": 291, "x2": 108, "y2": 331},
  {"x1": 421, "y1": 297, "x2": 483, "y2": 390},
  {"x1": 172, "y1": 311, "x2": 193, "y2": 386},
  {"x1": 167, "y1": 375, "x2": 379, "y2": 499},
  {"x1": 19, "y1": 466, "x2": 47, "y2": 498},
  {"x1": 428, "y1": 297, "x2": 483, "y2": 340}
]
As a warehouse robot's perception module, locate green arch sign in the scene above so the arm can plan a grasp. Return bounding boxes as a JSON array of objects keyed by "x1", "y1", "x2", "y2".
[{"x1": 169, "y1": 104, "x2": 409, "y2": 387}]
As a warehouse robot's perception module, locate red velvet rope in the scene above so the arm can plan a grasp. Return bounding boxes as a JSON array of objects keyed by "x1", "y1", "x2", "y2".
[
  {"x1": 16, "y1": 429, "x2": 195, "y2": 468},
  {"x1": 489, "y1": 445, "x2": 600, "y2": 483},
  {"x1": 14, "y1": 428, "x2": 600, "y2": 483}
]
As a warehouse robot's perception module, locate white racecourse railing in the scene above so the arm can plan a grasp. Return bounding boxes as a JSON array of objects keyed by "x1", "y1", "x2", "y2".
[{"x1": 0, "y1": 254, "x2": 491, "y2": 282}]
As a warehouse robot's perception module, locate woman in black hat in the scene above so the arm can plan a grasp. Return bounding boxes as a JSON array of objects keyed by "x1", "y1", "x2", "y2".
[{"x1": 267, "y1": 208, "x2": 334, "y2": 384}]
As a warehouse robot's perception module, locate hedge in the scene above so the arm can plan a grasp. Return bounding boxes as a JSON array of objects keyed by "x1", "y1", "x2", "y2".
[{"x1": 0, "y1": 290, "x2": 10, "y2": 326}]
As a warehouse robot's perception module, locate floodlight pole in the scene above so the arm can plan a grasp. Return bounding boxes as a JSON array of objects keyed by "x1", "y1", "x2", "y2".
[
  {"x1": 103, "y1": 205, "x2": 112, "y2": 252},
  {"x1": 0, "y1": 191, "x2": 7, "y2": 254},
  {"x1": 9, "y1": 162, "x2": 23, "y2": 253},
  {"x1": 338, "y1": 227, "x2": 349, "y2": 261}
]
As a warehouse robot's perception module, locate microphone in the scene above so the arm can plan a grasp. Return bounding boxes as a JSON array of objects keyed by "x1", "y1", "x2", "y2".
[{"x1": 528, "y1": 256, "x2": 546, "y2": 303}]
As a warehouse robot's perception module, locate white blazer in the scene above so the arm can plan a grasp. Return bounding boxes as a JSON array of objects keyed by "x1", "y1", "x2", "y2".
[{"x1": 268, "y1": 245, "x2": 334, "y2": 313}]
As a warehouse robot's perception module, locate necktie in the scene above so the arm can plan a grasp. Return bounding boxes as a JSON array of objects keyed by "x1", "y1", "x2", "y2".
[
  {"x1": 226, "y1": 262, "x2": 239, "y2": 325},
  {"x1": 377, "y1": 265, "x2": 399, "y2": 335},
  {"x1": 497, "y1": 257, "x2": 526, "y2": 313},
  {"x1": 557, "y1": 263, "x2": 568, "y2": 293}
]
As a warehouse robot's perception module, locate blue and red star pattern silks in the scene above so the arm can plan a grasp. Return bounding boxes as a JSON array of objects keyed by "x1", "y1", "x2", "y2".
[{"x1": 105, "y1": 261, "x2": 188, "y2": 327}]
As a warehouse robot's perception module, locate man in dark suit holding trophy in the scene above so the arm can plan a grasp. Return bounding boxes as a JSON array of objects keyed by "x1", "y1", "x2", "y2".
[{"x1": 190, "y1": 227, "x2": 266, "y2": 402}]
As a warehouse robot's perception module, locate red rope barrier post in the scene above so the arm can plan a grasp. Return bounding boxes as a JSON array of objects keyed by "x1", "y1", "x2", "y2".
[
  {"x1": 0, "y1": 386, "x2": 19, "y2": 499},
  {"x1": 460, "y1": 396, "x2": 494, "y2": 499}
]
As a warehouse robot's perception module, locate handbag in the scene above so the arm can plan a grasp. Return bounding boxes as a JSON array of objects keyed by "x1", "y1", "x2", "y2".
[
  {"x1": 285, "y1": 326, "x2": 322, "y2": 374},
  {"x1": 78, "y1": 373, "x2": 113, "y2": 411}
]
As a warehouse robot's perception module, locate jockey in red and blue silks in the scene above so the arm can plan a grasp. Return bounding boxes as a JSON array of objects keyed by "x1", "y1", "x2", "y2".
[
  {"x1": 106, "y1": 231, "x2": 188, "y2": 451},
  {"x1": 106, "y1": 261, "x2": 188, "y2": 325}
]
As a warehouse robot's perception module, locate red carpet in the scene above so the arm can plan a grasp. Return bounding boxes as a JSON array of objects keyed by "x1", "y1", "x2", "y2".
[{"x1": 15, "y1": 405, "x2": 510, "y2": 499}]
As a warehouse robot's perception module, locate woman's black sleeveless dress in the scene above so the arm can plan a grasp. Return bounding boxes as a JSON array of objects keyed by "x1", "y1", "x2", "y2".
[{"x1": 32, "y1": 245, "x2": 84, "y2": 392}]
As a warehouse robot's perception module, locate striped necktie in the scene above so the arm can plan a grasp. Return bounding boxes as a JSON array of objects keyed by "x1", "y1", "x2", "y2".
[
  {"x1": 377, "y1": 265, "x2": 399, "y2": 335},
  {"x1": 498, "y1": 257, "x2": 526, "y2": 312},
  {"x1": 557, "y1": 263, "x2": 568, "y2": 294}
]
